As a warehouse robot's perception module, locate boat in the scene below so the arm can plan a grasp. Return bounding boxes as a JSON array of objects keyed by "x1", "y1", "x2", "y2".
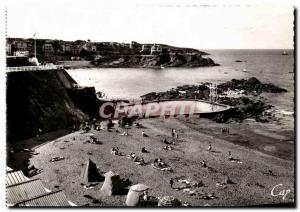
[{"x1": 281, "y1": 51, "x2": 288, "y2": 55}]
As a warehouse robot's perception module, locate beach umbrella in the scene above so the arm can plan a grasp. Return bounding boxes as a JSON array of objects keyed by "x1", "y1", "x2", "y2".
[
  {"x1": 130, "y1": 184, "x2": 149, "y2": 192},
  {"x1": 125, "y1": 184, "x2": 149, "y2": 206},
  {"x1": 100, "y1": 171, "x2": 123, "y2": 196}
]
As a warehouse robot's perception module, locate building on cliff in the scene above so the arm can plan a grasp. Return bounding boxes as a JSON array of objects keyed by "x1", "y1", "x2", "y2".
[
  {"x1": 83, "y1": 42, "x2": 97, "y2": 52},
  {"x1": 71, "y1": 44, "x2": 83, "y2": 56},
  {"x1": 6, "y1": 39, "x2": 32, "y2": 56},
  {"x1": 6, "y1": 43, "x2": 12, "y2": 55},
  {"x1": 150, "y1": 44, "x2": 162, "y2": 55},
  {"x1": 140, "y1": 44, "x2": 151, "y2": 54},
  {"x1": 129, "y1": 41, "x2": 141, "y2": 49},
  {"x1": 42, "y1": 43, "x2": 54, "y2": 54}
]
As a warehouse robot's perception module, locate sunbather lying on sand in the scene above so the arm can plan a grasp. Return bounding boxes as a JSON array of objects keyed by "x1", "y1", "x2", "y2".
[
  {"x1": 111, "y1": 147, "x2": 119, "y2": 155},
  {"x1": 201, "y1": 160, "x2": 207, "y2": 168},
  {"x1": 163, "y1": 145, "x2": 172, "y2": 151},
  {"x1": 141, "y1": 147, "x2": 149, "y2": 153},
  {"x1": 142, "y1": 131, "x2": 148, "y2": 137},
  {"x1": 134, "y1": 157, "x2": 145, "y2": 165},
  {"x1": 127, "y1": 152, "x2": 136, "y2": 159},
  {"x1": 120, "y1": 131, "x2": 129, "y2": 136},
  {"x1": 153, "y1": 158, "x2": 168, "y2": 169},
  {"x1": 228, "y1": 151, "x2": 242, "y2": 163},
  {"x1": 49, "y1": 156, "x2": 65, "y2": 162}
]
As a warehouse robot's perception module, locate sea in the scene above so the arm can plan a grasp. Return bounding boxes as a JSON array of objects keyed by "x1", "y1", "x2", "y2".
[{"x1": 67, "y1": 49, "x2": 294, "y2": 128}]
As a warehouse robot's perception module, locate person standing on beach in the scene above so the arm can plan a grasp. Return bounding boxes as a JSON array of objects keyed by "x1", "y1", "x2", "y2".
[
  {"x1": 208, "y1": 143, "x2": 212, "y2": 151},
  {"x1": 171, "y1": 128, "x2": 175, "y2": 139},
  {"x1": 170, "y1": 178, "x2": 174, "y2": 188},
  {"x1": 228, "y1": 151, "x2": 233, "y2": 160}
]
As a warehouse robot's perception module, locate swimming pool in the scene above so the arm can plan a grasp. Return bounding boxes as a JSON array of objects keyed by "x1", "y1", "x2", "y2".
[{"x1": 112, "y1": 99, "x2": 231, "y2": 119}]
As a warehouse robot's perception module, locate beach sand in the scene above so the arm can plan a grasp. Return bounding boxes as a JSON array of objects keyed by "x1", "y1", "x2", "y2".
[{"x1": 9, "y1": 117, "x2": 294, "y2": 207}]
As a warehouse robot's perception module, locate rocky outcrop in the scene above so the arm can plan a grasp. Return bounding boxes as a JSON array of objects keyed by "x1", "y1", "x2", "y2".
[
  {"x1": 218, "y1": 77, "x2": 288, "y2": 95},
  {"x1": 140, "y1": 77, "x2": 287, "y2": 123},
  {"x1": 6, "y1": 69, "x2": 101, "y2": 141},
  {"x1": 92, "y1": 53, "x2": 218, "y2": 68}
]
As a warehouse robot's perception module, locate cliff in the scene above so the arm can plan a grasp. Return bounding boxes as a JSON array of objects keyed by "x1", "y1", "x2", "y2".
[{"x1": 6, "y1": 69, "x2": 101, "y2": 141}]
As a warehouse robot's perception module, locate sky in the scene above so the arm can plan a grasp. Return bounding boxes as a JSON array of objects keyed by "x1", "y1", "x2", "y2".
[{"x1": 5, "y1": 0, "x2": 294, "y2": 49}]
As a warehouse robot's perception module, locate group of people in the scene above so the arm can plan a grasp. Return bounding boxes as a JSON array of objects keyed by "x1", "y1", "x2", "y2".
[
  {"x1": 87, "y1": 135, "x2": 101, "y2": 144},
  {"x1": 153, "y1": 158, "x2": 167, "y2": 168},
  {"x1": 163, "y1": 145, "x2": 172, "y2": 151},
  {"x1": 160, "y1": 128, "x2": 179, "y2": 146},
  {"x1": 80, "y1": 120, "x2": 102, "y2": 133},
  {"x1": 207, "y1": 144, "x2": 239, "y2": 162},
  {"x1": 221, "y1": 127, "x2": 230, "y2": 134}
]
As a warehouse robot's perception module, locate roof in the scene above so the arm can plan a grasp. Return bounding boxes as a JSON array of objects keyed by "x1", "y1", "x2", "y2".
[
  {"x1": 6, "y1": 179, "x2": 48, "y2": 205},
  {"x1": 6, "y1": 168, "x2": 73, "y2": 207},
  {"x1": 130, "y1": 184, "x2": 149, "y2": 192},
  {"x1": 6, "y1": 170, "x2": 29, "y2": 186},
  {"x1": 104, "y1": 170, "x2": 118, "y2": 177},
  {"x1": 16, "y1": 190, "x2": 71, "y2": 207}
]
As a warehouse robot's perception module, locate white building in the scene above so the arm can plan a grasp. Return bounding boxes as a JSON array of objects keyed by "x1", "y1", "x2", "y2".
[
  {"x1": 150, "y1": 44, "x2": 162, "y2": 54},
  {"x1": 6, "y1": 43, "x2": 12, "y2": 55},
  {"x1": 14, "y1": 51, "x2": 29, "y2": 57}
]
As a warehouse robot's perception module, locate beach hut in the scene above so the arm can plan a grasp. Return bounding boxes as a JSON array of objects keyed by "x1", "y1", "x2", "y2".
[
  {"x1": 100, "y1": 171, "x2": 123, "y2": 196},
  {"x1": 158, "y1": 196, "x2": 181, "y2": 207},
  {"x1": 80, "y1": 159, "x2": 101, "y2": 184},
  {"x1": 125, "y1": 184, "x2": 149, "y2": 206}
]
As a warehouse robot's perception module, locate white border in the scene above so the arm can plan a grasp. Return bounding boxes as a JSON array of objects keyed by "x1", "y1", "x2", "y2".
[{"x1": 0, "y1": 0, "x2": 298, "y2": 211}]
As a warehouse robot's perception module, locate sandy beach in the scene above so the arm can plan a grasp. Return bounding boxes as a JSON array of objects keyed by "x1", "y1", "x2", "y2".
[{"x1": 10, "y1": 116, "x2": 294, "y2": 207}]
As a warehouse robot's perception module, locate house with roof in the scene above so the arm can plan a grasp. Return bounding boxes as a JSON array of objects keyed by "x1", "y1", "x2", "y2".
[
  {"x1": 71, "y1": 44, "x2": 83, "y2": 56},
  {"x1": 150, "y1": 44, "x2": 162, "y2": 55},
  {"x1": 42, "y1": 43, "x2": 54, "y2": 54},
  {"x1": 83, "y1": 42, "x2": 97, "y2": 52}
]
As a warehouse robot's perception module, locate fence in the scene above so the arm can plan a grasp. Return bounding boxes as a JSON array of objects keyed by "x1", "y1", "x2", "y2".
[{"x1": 6, "y1": 65, "x2": 65, "y2": 72}]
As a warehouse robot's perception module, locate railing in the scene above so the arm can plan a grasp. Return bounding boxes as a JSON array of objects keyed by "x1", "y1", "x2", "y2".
[{"x1": 6, "y1": 65, "x2": 65, "y2": 72}]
